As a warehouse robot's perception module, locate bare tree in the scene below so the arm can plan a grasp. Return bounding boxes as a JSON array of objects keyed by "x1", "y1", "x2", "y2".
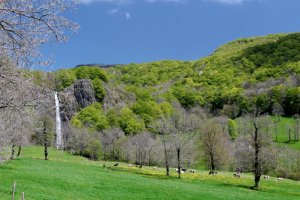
[
  {"x1": 272, "y1": 102, "x2": 283, "y2": 142},
  {"x1": 130, "y1": 132, "x2": 154, "y2": 167},
  {"x1": 200, "y1": 119, "x2": 231, "y2": 171},
  {"x1": 0, "y1": 60, "x2": 49, "y2": 150},
  {"x1": 100, "y1": 128, "x2": 125, "y2": 161},
  {"x1": 68, "y1": 128, "x2": 90, "y2": 156},
  {"x1": 151, "y1": 117, "x2": 173, "y2": 176},
  {"x1": 170, "y1": 110, "x2": 200, "y2": 178},
  {"x1": 235, "y1": 113, "x2": 277, "y2": 189},
  {"x1": 0, "y1": 0, "x2": 78, "y2": 67}
]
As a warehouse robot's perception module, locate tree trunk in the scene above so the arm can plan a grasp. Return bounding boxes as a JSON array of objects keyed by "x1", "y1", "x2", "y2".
[
  {"x1": 253, "y1": 125, "x2": 261, "y2": 189},
  {"x1": 44, "y1": 142, "x2": 48, "y2": 160},
  {"x1": 274, "y1": 123, "x2": 278, "y2": 142},
  {"x1": 10, "y1": 145, "x2": 15, "y2": 160},
  {"x1": 148, "y1": 148, "x2": 152, "y2": 167},
  {"x1": 162, "y1": 135, "x2": 169, "y2": 176},
  {"x1": 43, "y1": 119, "x2": 48, "y2": 160},
  {"x1": 210, "y1": 152, "x2": 215, "y2": 171},
  {"x1": 254, "y1": 175, "x2": 260, "y2": 189},
  {"x1": 177, "y1": 147, "x2": 181, "y2": 179},
  {"x1": 17, "y1": 146, "x2": 22, "y2": 157}
]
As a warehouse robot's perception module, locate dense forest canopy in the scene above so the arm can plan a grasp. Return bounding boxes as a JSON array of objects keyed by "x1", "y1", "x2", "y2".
[{"x1": 49, "y1": 33, "x2": 300, "y2": 135}]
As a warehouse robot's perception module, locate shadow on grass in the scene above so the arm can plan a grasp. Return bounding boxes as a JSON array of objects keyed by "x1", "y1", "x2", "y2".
[
  {"x1": 106, "y1": 166, "x2": 180, "y2": 180},
  {"x1": 220, "y1": 182, "x2": 260, "y2": 191}
]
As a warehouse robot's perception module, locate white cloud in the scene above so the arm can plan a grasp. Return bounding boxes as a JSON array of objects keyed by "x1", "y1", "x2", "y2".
[
  {"x1": 108, "y1": 8, "x2": 131, "y2": 19},
  {"x1": 80, "y1": 0, "x2": 252, "y2": 20}
]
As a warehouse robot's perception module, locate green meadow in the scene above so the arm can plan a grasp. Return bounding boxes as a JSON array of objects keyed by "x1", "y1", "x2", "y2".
[{"x1": 0, "y1": 146, "x2": 299, "y2": 200}]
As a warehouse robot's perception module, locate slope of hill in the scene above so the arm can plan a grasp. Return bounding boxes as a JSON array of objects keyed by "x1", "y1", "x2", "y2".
[
  {"x1": 0, "y1": 146, "x2": 299, "y2": 200},
  {"x1": 51, "y1": 33, "x2": 300, "y2": 134}
]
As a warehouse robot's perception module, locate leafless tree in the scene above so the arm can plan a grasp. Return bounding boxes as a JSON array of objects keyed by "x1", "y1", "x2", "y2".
[
  {"x1": 200, "y1": 119, "x2": 231, "y2": 171},
  {"x1": 0, "y1": 0, "x2": 78, "y2": 67},
  {"x1": 100, "y1": 128, "x2": 125, "y2": 161},
  {"x1": 130, "y1": 132, "x2": 154, "y2": 167},
  {"x1": 235, "y1": 113, "x2": 277, "y2": 189},
  {"x1": 276, "y1": 147, "x2": 300, "y2": 179},
  {"x1": 68, "y1": 128, "x2": 91, "y2": 156},
  {"x1": 0, "y1": 60, "x2": 49, "y2": 149},
  {"x1": 150, "y1": 117, "x2": 173, "y2": 176},
  {"x1": 170, "y1": 110, "x2": 200, "y2": 178},
  {"x1": 272, "y1": 102, "x2": 284, "y2": 142}
]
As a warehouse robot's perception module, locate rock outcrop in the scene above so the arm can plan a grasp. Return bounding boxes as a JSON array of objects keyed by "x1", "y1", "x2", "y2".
[{"x1": 59, "y1": 79, "x2": 96, "y2": 121}]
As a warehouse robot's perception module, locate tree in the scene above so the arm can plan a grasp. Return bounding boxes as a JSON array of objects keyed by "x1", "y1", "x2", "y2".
[
  {"x1": 235, "y1": 112, "x2": 276, "y2": 189},
  {"x1": 228, "y1": 119, "x2": 238, "y2": 140},
  {"x1": 201, "y1": 119, "x2": 231, "y2": 171},
  {"x1": 150, "y1": 117, "x2": 172, "y2": 176},
  {"x1": 0, "y1": 60, "x2": 50, "y2": 150},
  {"x1": 272, "y1": 102, "x2": 283, "y2": 142},
  {"x1": 100, "y1": 128, "x2": 125, "y2": 161},
  {"x1": 130, "y1": 132, "x2": 153, "y2": 167},
  {"x1": 68, "y1": 128, "x2": 90, "y2": 156},
  {"x1": 171, "y1": 110, "x2": 199, "y2": 178},
  {"x1": 34, "y1": 116, "x2": 54, "y2": 160},
  {"x1": 0, "y1": 0, "x2": 78, "y2": 67},
  {"x1": 85, "y1": 139, "x2": 102, "y2": 161}
]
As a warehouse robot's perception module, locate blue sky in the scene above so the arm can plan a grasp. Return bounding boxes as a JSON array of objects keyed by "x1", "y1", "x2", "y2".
[{"x1": 43, "y1": 0, "x2": 300, "y2": 70}]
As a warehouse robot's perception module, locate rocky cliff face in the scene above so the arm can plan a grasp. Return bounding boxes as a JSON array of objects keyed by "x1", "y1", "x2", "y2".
[{"x1": 59, "y1": 79, "x2": 96, "y2": 121}]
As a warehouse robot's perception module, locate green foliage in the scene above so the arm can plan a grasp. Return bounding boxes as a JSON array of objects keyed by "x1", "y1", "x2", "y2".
[
  {"x1": 131, "y1": 100, "x2": 162, "y2": 126},
  {"x1": 172, "y1": 86, "x2": 204, "y2": 109},
  {"x1": 71, "y1": 103, "x2": 109, "y2": 131},
  {"x1": 61, "y1": 33, "x2": 300, "y2": 132},
  {"x1": 243, "y1": 33, "x2": 300, "y2": 68},
  {"x1": 107, "y1": 109, "x2": 119, "y2": 127},
  {"x1": 228, "y1": 119, "x2": 238, "y2": 140},
  {"x1": 32, "y1": 116, "x2": 54, "y2": 146},
  {"x1": 55, "y1": 69, "x2": 77, "y2": 91},
  {"x1": 55, "y1": 66, "x2": 108, "y2": 92},
  {"x1": 92, "y1": 78, "x2": 106, "y2": 101},
  {"x1": 118, "y1": 107, "x2": 145, "y2": 135},
  {"x1": 160, "y1": 102, "x2": 174, "y2": 117},
  {"x1": 125, "y1": 86, "x2": 154, "y2": 101},
  {"x1": 84, "y1": 139, "x2": 103, "y2": 160}
]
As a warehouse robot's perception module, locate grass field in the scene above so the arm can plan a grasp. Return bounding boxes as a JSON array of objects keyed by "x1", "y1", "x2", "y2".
[
  {"x1": 270, "y1": 116, "x2": 300, "y2": 150},
  {"x1": 0, "y1": 146, "x2": 299, "y2": 200}
]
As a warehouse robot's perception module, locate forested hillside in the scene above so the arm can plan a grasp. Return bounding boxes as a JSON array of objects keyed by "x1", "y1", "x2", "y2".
[
  {"x1": 53, "y1": 33, "x2": 300, "y2": 133},
  {"x1": 23, "y1": 33, "x2": 300, "y2": 184}
]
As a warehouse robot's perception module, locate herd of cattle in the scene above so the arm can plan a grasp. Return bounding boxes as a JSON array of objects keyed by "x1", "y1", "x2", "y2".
[{"x1": 124, "y1": 164, "x2": 284, "y2": 180}]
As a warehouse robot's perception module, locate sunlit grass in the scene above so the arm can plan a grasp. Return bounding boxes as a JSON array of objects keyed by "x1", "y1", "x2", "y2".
[{"x1": 0, "y1": 146, "x2": 299, "y2": 200}]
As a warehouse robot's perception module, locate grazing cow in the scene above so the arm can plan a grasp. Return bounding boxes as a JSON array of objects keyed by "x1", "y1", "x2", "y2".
[
  {"x1": 114, "y1": 163, "x2": 119, "y2": 166},
  {"x1": 263, "y1": 175, "x2": 270, "y2": 179},
  {"x1": 190, "y1": 169, "x2": 195, "y2": 173},
  {"x1": 209, "y1": 171, "x2": 217, "y2": 175},
  {"x1": 277, "y1": 177, "x2": 283, "y2": 181},
  {"x1": 176, "y1": 168, "x2": 187, "y2": 173},
  {"x1": 233, "y1": 173, "x2": 241, "y2": 178}
]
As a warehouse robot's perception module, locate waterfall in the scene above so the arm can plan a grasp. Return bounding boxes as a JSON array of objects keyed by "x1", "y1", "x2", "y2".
[{"x1": 54, "y1": 92, "x2": 62, "y2": 149}]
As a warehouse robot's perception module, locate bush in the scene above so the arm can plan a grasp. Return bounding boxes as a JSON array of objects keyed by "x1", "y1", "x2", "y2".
[{"x1": 84, "y1": 139, "x2": 103, "y2": 160}]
